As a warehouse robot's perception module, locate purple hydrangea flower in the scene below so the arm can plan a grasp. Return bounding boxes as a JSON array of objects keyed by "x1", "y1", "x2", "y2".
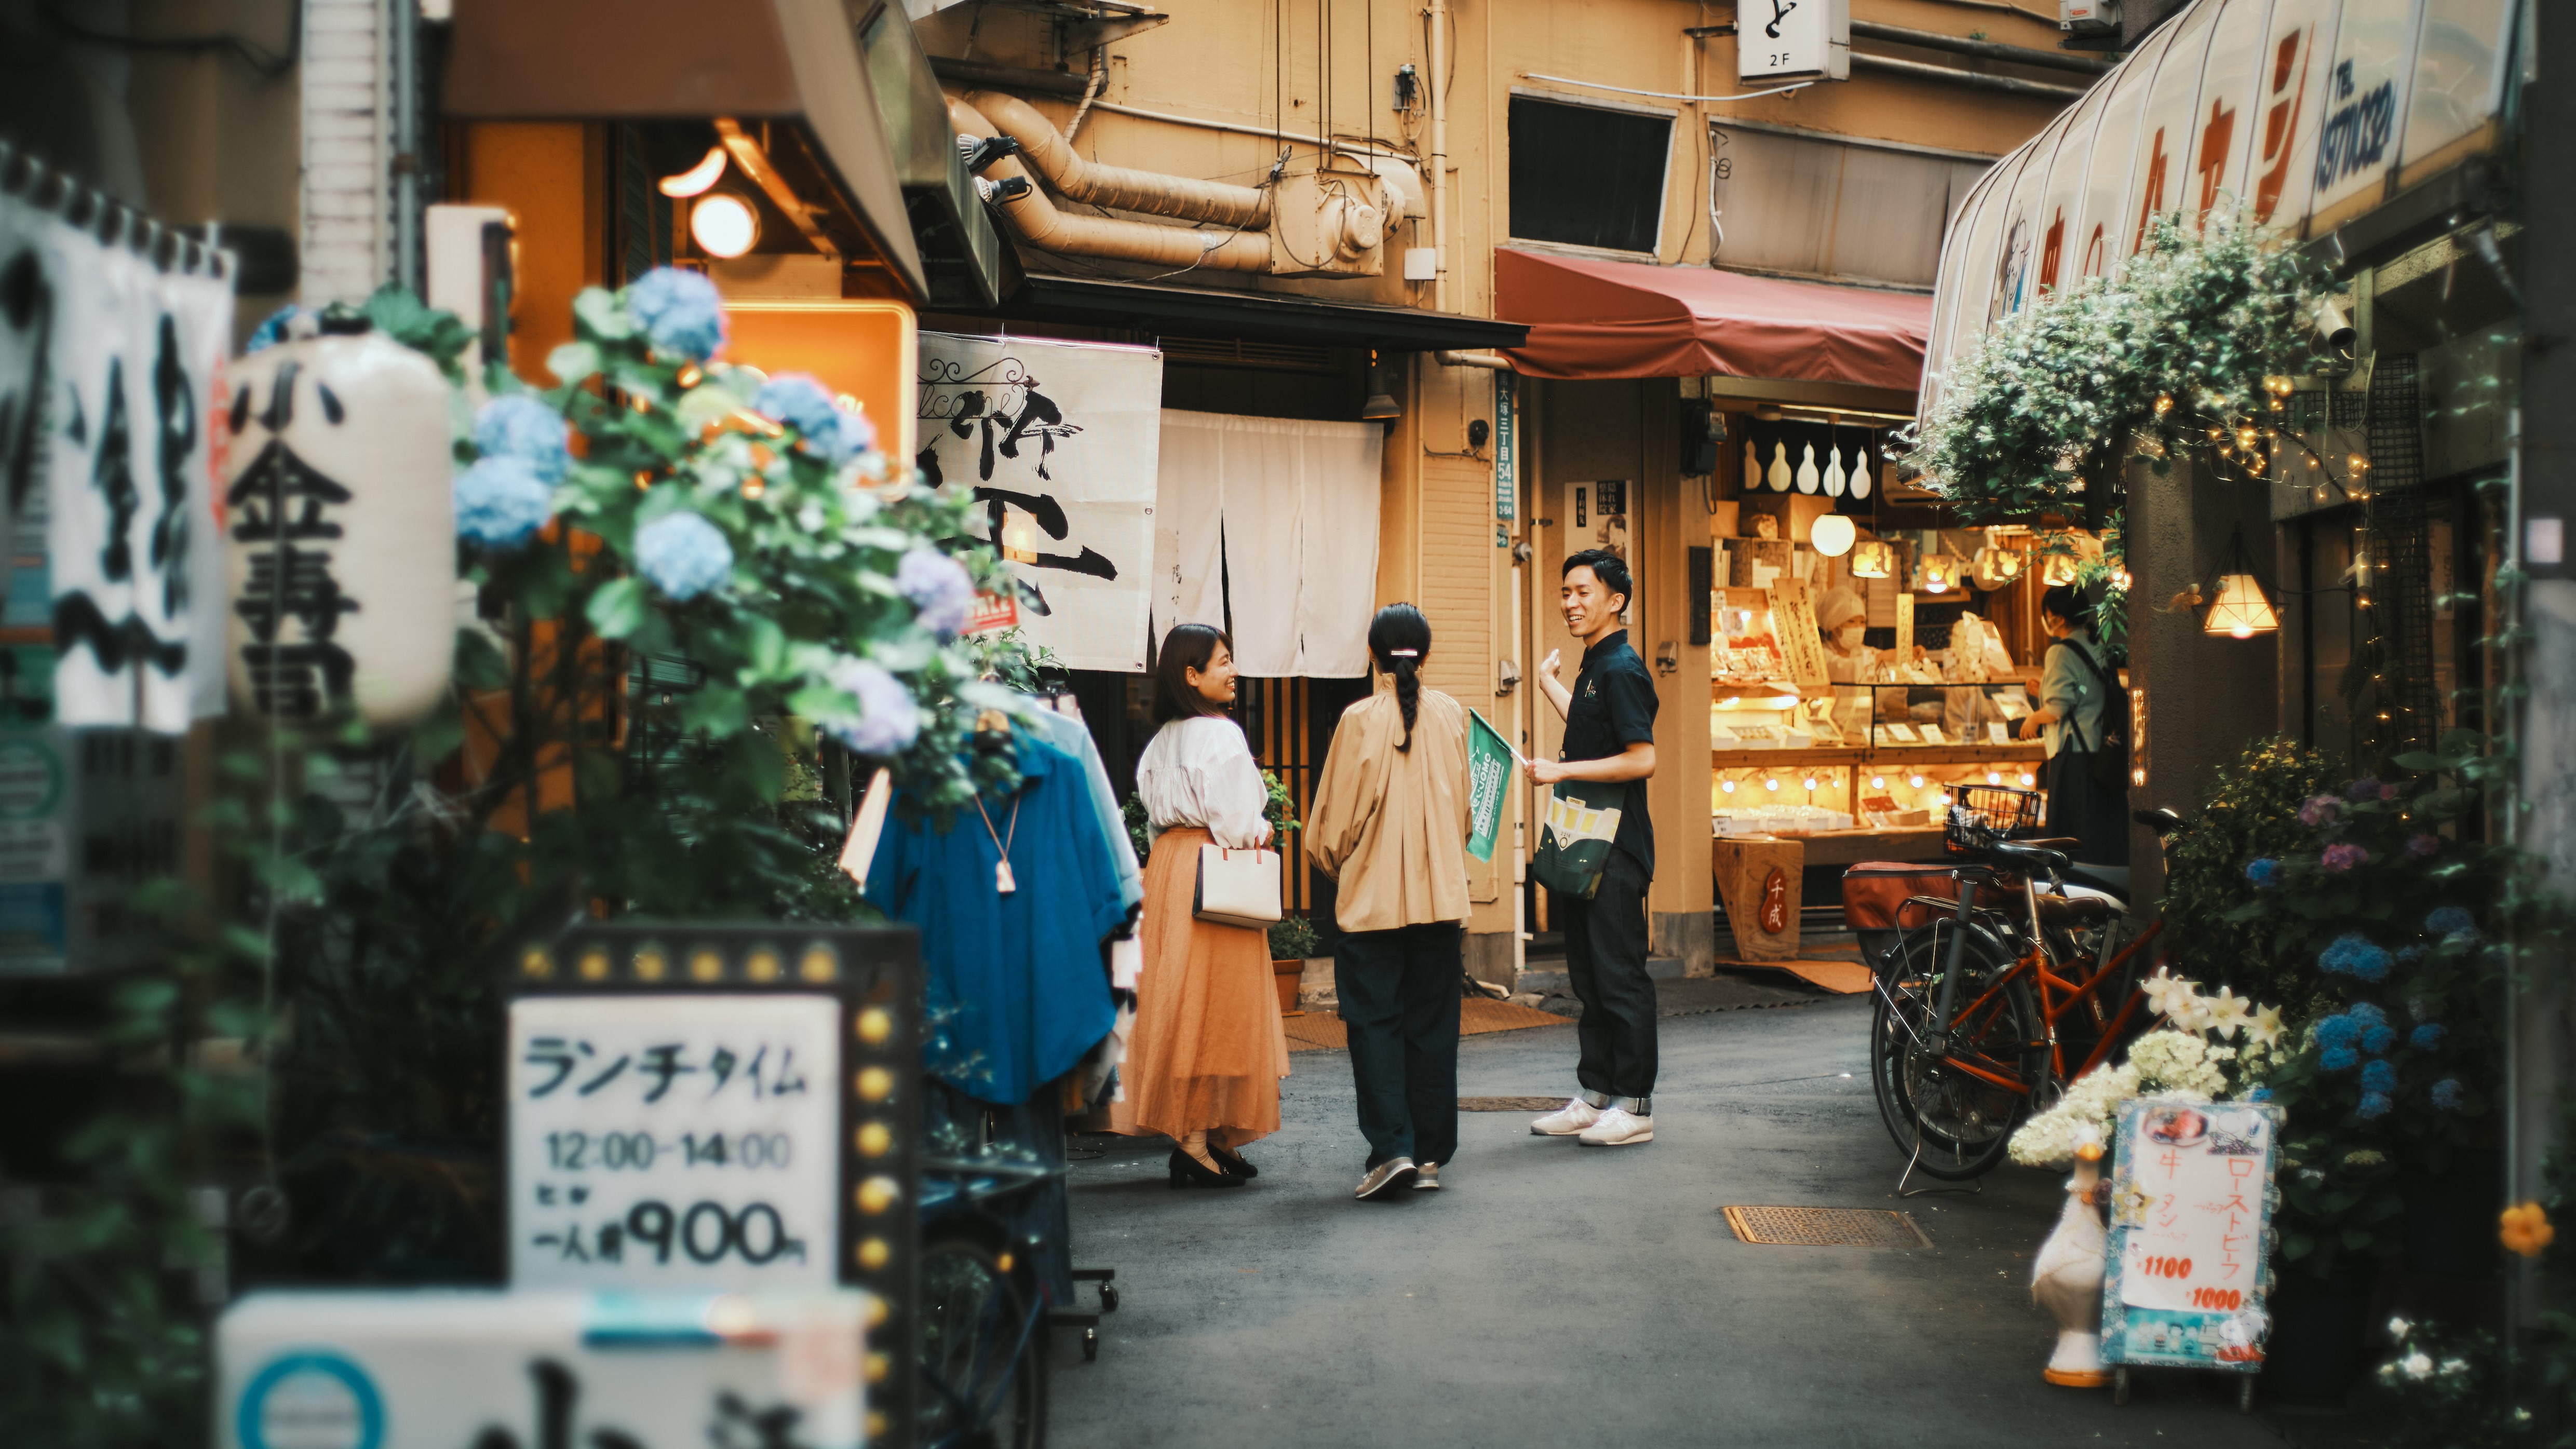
[
  {"x1": 2409, "y1": 1023, "x2": 2447, "y2": 1051},
  {"x1": 2318, "y1": 933, "x2": 2392, "y2": 981},
  {"x1": 2431, "y1": 1078, "x2": 2464, "y2": 1111},
  {"x1": 2381, "y1": 782, "x2": 2402, "y2": 802},
  {"x1": 2245, "y1": 857, "x2": 2282, "y2": 888},
  {"x1": 895, "y1": 547, "x2": 976, "y2": 637},
  {"x1": 2406, "y1": 832, "x2": 2440, "y2": 859},
  {"x1": 2357, "y1": 1091, "x2": 2394, "y2": 1121},
  {"x1": 752, "y1": 373, "x2": 841, "y2": 440},
  {"x1": 829, "y1": 409, "x2": 880, "y2": 464},
  {"x1": 2361, "y1": 1059, "x2": 2397, "y2": 1093},
  {"x1": 2362, "y1": 1024, "x2": 2397, "y2": 1055},
  {"x1": 634, "y1": 511, "x2": 735, "y2": 601},
  {"x1": 2299, "y1": 794, "x2": 2342, "y2": 827},
  {"x1": 454, "y1": 456, "x2": 555, "y2": 548},
  {"x1": 2322, "y1": 842, "x2": 2370, "y2": 873},
  {"x1": 2321, "y1": 1044, "x2": 2360, "y2": 1072},
  {"x1": 2346, "y1": 777, "x2": 2383, "y2": 802},
  {"x1": 2424, "y1": 906, "x2": 2477, "y2": 940},
  {"x1": 626, "y1": 267, "x2": 727, "y2": 361},
  {"x1": 821, "y1": 657, "x2": 920, "y2": 755},
  {"x1": 473, "y1": 395, "x2": 573, "y2": 483}
]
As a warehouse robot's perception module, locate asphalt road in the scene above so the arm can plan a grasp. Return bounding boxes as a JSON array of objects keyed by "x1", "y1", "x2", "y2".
[{"x1": 1045, "y1": 990, "x2": 2341, "y2": 1448}]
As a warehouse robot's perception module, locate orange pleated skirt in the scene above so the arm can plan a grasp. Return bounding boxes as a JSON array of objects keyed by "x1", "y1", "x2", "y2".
[{"x1": 1109, "y1": 826, "x2": 1291, "y2": 1144}]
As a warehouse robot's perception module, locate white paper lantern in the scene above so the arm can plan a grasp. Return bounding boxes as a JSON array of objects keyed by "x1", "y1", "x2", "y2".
[{"x1": 224, "y1": 330, "x2": 455, "y2": 728}]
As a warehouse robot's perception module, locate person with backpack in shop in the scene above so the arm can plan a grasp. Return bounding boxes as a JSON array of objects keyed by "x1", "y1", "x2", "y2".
[{"x1": 2017, "y1": 584, "x2": 2129, "y2": 866}]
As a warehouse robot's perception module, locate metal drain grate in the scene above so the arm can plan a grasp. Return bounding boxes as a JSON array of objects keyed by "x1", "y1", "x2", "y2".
[
  {"x1": 1458, "y1": 1096, "x2": 1570, "y2": 1112},
  {"x1": 1722, "y1": 1205, "x2": 1932, "y2": 1248}
]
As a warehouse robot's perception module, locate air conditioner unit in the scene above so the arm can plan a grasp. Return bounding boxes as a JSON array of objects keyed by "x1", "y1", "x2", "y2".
[{"x1": 2060, "y1": 0, "x2": 2120, "y2": 32}]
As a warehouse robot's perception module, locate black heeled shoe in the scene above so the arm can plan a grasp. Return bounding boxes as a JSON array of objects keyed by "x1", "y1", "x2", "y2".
[
  {"x1": 1168, "y1": 1148, "x2": 1245, "y2": 1189},
  {"x1": 1207, "y1": 1144, "x2": 1258, "y2": 1180}
]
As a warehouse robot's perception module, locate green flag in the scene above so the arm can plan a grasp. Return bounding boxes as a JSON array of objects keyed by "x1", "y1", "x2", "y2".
[{"x1": 1467, "y1": 709, "x2": 1513, "y2": 863}]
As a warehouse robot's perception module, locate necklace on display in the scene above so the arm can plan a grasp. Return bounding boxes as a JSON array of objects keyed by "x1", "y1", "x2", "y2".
[{"x1": 973, "y1": 794, "x2": 1022, "y2": 895}]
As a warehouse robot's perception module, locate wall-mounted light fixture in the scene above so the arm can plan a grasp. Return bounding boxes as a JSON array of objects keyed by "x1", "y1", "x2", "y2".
[{"x1": 1360, "y1": 348, "x2": 1402, "y2": 421}]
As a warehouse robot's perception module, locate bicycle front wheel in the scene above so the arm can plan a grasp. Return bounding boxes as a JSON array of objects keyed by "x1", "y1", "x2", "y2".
[
  {"x1": 918, "y1": 1223, "x2": 1048, "y2": 1449},
  {"x1": 1870, "y1": 927, "x2": 2048, "y2": 1180}
]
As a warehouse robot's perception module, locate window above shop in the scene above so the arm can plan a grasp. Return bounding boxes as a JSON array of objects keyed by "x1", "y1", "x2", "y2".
[
  {"x1": 1507, "y1": 95, "x2": 1673, "y2": 255},
  {"x1": 1707, "y1": 124, "x2": 1992, "y2": 289}
]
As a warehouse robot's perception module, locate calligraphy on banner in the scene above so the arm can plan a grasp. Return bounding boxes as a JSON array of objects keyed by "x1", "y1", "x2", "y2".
[
  {"x1": 9, "y1": 193, "x2": 233, "y2": 734},
  {"x1": 2100, "y1": 1097, "x2": 2284, "y2": 1372},
  {"x1": 509, "y1": 994, "x2": 843, "y2": 1291},
  {"x1": 916, "y1": 332, "x2": 1159, "y2": 673},
  {"x1": 221, "y1": 329, "x2": 454, "y2": 728}
]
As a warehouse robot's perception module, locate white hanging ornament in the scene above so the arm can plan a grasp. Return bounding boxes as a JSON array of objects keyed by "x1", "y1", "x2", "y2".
[
  {"x1": 1766, "y1": 440, "x2": 1793, "y2": 492},
  {"x1": 1849, "y1": 446, "x2": 1873, "y2": 499},
  {"x1": 224, "y1": 329, "x2": 456, "y2": 729},
  {"x1": 1824, "y1": 446, "x2": 1847, "y2": 498},
  {"x1": 1744, "y1": 436, "x2": 1760, "y2": 489},
  {"x1": 1796, "y1": 442, "x2": 1820, "y2": 494}
]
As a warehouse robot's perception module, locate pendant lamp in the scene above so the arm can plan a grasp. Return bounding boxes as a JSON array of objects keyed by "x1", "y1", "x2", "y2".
[
  {"x1": 1811, "y1": 513, "x2": 1857, "y2": 558},
  {"x1": 1919, "y1": 553, "x2": 1963, "y2": 594},
  {"x1": 1848, "y1": 538, "x2": 1896, "y2": 578},
  {"x1": 2040, "y1": 551, "x2": 2081, "y2": 587},
  {"x1": 2200, "y1": 527, "x2": 2280, "y2": 639}
]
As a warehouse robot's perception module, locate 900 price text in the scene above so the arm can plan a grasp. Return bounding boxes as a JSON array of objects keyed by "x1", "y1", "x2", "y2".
[{"x1": 544, "y1": 1130, "x2": 794, "y2": 1171}]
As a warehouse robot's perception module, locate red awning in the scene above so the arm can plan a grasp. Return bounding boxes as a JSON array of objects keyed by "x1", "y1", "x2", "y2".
[{"x1": 1495, "y1": 249, "x2": 1933, "y2": 393}]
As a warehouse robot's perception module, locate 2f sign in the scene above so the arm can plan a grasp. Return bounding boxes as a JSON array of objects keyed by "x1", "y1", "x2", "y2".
[{"x1": 1737, "y1": 0, "x2": 1851, "y2": 83}]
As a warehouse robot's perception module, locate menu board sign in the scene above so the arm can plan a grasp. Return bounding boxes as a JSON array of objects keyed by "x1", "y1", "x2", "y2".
[
  {"x1": 1767, "y1": 579, "x2": 1830, "y2": 691},
  {"x1": 2100, "y1": 1097, "x2": 2285, "y2": 1372}
]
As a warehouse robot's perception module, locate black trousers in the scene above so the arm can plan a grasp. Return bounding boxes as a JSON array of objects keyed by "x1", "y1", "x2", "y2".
[
  {"x1": 1553, "y1": 848, "x2": 1657, "y2": 1102},
  {"x1": 1333, "y1": 922, "x2": 1463, "y2": 1167}
]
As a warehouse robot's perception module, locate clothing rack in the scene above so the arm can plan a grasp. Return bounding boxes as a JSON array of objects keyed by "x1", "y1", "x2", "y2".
[{"x1": 0, "y1": 138, "x2": 234, "y2": 280}]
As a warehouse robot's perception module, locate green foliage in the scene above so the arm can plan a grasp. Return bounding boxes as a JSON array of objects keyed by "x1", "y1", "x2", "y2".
[
  {"x1": 342, "y1": 284, "x2": 477, "y2": 383},
  {"x1": 2163, "y1": 738, "x2": 2340, "y2": 1004},
  {"x1": 1910, "y1": 213, "x2": 2327, "y2": 523},
  {"x1": 0, "y1": 902, "x2": 266, "y2": 1447},
  {"x1": 1263, "y1": 768, "x2": 1300, "y2": 839},
  {"x1": 1121, "y1": 795, "x2": 1153, "y2": 866},
  {"x1": 1267, "y1": 914, "x2": 1320, "y2": 962}
]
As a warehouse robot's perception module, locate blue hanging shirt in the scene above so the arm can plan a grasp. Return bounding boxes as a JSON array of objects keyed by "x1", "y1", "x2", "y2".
[{"x1": 867, "y1": 735, "x2": 1127, "y2": 1105}]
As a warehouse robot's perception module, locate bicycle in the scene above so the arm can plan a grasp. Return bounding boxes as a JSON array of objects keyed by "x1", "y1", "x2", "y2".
[
  {"x1": 915, "y1": 1155, "x2": 1058, "y2": 1449},
  {"x1": 1866, "y1": 789, "x2": 2182, "y2": 1182}
]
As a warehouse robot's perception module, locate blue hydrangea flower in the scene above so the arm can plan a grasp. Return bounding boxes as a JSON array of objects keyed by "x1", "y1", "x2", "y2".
[
  {"x1": 2318, "y1": 932, "x2": 2392, "y2": 982},
  {"x1": 2244, "y1": 858, "x2": 2282, "y2": 888},
  {"x1": 634, "y1": 511, "x2": 735, "y2": 601},
  {"x1": 829, "y1": 409, "x2": 880, "y2": 464},
  {"x1": 2363, "y1": 1024, "x2": 2397, "y2": 1055},
  {"x1": 473, "y1": 395, "x2": 572, "y2": 482},
  {"x1": 2409, "y1": 1023, "x2": 2447, "y2": 1051},
  {"x1": 2247, "y1": 1086, "x2": 2274, "y2": 1102},
  {"x1": 626, "y1": 267, "x2": 727, "y2": 361},
  {"x1": 896, "y1": 547, "x2": 976, "y2": 637},
  {"x1": 2347, "y1": 1001, "x2": 2388, "y2": 1027},
  {"x1": 2360, "y1": 1059, "x2": 2397, "y2": 1094},
  {"x1": 2321, "y1": 1044, "x2": 2360, "y2": 1072},
  {"x1": 2357, "y1": 1091, "x2": 2394, "y2": 1121},
  {"x1": 753, "y1": 374, "x2": 840, "y2": 439},
  {"x1": 2397, "y1": 944, "x2": 2426, "y2": 965},
  {"x1": 2431, "y1": 1078, "x2": 2464, "y2": 1111},
  {"x1": 822, "y1": 658, "x2": 920, "y2": 755},
  {"x1": 2315, "y1": 1013, "x2": 2362, "y2": 1050},
  {"x1": 2424, "y1": 906, "x2": 2477, "y2": 940},
  {"x1": 454, "y1": 457, "x2": 555, "y2": 548}
]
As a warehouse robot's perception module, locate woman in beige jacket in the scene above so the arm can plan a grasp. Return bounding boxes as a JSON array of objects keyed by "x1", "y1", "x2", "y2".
[{"x1": 1303, "y1": 603, "x2": 1474, "y2": 1200}]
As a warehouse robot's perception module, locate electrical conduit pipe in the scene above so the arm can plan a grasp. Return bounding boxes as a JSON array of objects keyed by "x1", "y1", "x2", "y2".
[
  {"x1": 948, "y1": 97, "x2": 1272, "y2": 272},
  {"x1": 963, "y1": 90, "x2": 1272, "y2": 229},
  {"x1": 1420, "y1": 0, "x2": 1507, "y2": 373}
]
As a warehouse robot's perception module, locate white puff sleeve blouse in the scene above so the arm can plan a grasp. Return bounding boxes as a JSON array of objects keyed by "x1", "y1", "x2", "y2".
[{"x1": 1136, "y1": 715, "x2": 1273, "y2": 850}]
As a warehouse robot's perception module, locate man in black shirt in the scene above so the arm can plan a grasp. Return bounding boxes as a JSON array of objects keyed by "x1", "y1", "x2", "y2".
[{"x1": 1524, "y1": 548, "x2": 1660, "y2": 1147}]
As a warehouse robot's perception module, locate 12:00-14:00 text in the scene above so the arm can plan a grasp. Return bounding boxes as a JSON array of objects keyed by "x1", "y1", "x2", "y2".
[{"x1": 545, "y1": 1131, "x2": 792, "y2": 1171}]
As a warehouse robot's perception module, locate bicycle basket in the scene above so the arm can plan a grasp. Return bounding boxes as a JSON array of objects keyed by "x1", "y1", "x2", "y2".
[{"x1": 1944, "y1": 784, "x2": 2044, "y2": 856}]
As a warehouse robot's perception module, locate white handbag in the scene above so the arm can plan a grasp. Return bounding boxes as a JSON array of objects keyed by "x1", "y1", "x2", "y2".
[{"x1": 1192, "y1": 844, "x2": 1283, "y2": 929}]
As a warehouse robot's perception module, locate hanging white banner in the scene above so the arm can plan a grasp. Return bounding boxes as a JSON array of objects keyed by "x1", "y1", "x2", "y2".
[{"x1": 916, "y1": 332, "x2": 1161, "y2": 673}]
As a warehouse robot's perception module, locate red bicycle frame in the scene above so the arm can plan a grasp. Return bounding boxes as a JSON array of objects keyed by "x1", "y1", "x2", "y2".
[{"x1": 1935, "y1": 917, "x2": 2165, "y2": 1096}]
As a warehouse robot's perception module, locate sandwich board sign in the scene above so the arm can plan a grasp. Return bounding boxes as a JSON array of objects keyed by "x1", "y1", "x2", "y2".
[{"x1": 2100, "y1": 1097, "x2": 2285, "y2": 1373}]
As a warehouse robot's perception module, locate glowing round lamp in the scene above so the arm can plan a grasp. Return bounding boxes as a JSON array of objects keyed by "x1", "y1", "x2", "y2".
[
  {"x1": 1721, "y1": 779, "x2": 1737, "y2": 793},
  {"x1": 1811, "y1": 513, "x2": 1857, "y2": 558},
  {"x1": 658, "y1": 147, "x2": 728, "y2": 198},
  {"x1": 1848, "y1": 539, "x2": 1897, "y2": 579},
  {"x1": 690, "y1": 193, "x2": 760, "y2": 258},
  {"x1": 2203, "y1": 572, "x2": 2279, "y2": 639}
]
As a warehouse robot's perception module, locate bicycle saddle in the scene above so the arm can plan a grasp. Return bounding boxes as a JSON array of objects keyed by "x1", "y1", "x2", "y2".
[
  {"x1": 2034, "y1": 892, "x2": 2118, "y2": 928},
  {"x1": 1988, "y1": 839, "x2": 2070, "y2": 874}
]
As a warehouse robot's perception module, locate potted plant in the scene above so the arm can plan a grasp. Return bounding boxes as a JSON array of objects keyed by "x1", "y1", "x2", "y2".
[{"x1": 1268, "y1": 915, "x2": 1320, "y2": 1017}]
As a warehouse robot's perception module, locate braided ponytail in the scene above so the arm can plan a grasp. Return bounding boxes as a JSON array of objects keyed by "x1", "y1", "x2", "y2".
[{"x1": 1367, "y1": 603, "x2": 1433, "y2": 752}]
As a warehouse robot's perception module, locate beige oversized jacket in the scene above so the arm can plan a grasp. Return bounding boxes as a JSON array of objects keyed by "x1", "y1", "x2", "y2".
[{"x1": 1303, "y1": 672, "x2": 1473, "y2": 932}]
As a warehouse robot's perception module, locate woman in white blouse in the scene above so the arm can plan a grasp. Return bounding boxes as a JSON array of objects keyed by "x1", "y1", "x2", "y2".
[{"x1": 1110, "y1": 624, "x2": 1291, "y2": 1187}]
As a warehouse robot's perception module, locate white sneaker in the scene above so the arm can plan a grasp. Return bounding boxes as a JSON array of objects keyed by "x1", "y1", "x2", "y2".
[
  {"x1": 1577, "y1": 1106, "x2": 1654, "y2": 1146},
  {"x1": 1412, "y1": 1163, "x2": 1441, "y2": 1190},
  {"x1": 1530, "y1": 1098, "x2": 1603, "y2": 1136}
]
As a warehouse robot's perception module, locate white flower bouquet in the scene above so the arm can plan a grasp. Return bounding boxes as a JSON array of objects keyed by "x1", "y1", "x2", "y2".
[{"x1": 2007, "y1": 970, "x2": 2284, "y2": 1169}]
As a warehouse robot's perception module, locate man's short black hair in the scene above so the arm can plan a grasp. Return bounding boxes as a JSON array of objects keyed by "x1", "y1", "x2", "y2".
[{"x1": 1562, "y1": 548, "x2": 1634, "y2": 610}]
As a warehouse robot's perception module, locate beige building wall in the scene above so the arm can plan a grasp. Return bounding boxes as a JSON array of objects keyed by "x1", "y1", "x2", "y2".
[{"x1": 925, "y1": 0, "x2": 2070, "y2": 976}]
